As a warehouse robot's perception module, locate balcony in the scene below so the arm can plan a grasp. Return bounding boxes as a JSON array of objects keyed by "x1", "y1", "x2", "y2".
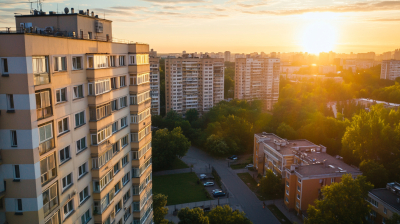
[
  {"x1": 39, "y1": 138, "x2": 55, "y2": 156},
  {"x1": 34, "y1": 73, "x2": 50, "y2": 86},
  {"x1": 37, "y1": 106, "x2": 52, "y2": 120}
]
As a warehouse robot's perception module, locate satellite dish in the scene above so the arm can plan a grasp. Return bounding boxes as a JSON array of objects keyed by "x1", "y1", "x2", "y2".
[{"x1": 64, "y1": 7, "x2": 69, "y2": 14}]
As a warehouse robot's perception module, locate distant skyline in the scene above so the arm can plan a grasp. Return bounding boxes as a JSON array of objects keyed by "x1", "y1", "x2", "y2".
[{"x1": 1, "y1": 0, "x2": 400, "y2": 54}]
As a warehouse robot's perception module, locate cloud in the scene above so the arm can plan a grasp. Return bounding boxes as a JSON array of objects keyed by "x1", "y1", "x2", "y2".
[
  {"x1": 369, "y1": 18, "x2": 400, "y2": 22},
  {"x1": 241, "y1": 1, "x2": 400, "y2": 15}
]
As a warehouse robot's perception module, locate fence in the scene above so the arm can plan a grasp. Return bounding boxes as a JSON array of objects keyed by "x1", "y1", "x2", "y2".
[{"x1": 165, "y1": 198, "x2": 230, "y2": 214}]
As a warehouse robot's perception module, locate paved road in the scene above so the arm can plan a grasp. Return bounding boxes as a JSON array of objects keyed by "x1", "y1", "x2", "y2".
[{"x1": 183, "y1": 146, "x2": 280, "y2": 224}]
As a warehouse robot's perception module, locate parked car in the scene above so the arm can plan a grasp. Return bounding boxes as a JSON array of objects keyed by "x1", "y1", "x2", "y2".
[
  {"x1": 212, "y1": 189, "x2": 222, "y2": 193},
  {"x1": 204, "y1": 182, "x2": 214, "y2": 187},
  {"x1": 213, "y1": 191, "x2": 226, "y2": 198},
  {"x1": 228, "y1": 155, "x2": 238, "y2": 160},
  {"x1": 200, "y1": 174, "x2": 207, "y2": 179},
  {"x1": 245, "y1": 164, "x2": 254, "y2": 168}
]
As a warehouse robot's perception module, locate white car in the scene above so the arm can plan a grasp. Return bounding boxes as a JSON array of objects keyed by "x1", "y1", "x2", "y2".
[
  {"x1": 245, "y1": 164, "x2": 254, "y2": 168},
  {"x1": 200, "y1": 174, "x2": 207, "y2": 179},
  {"x1": 204, "y1": 182, "x2": 214, "y2": 187},
  {"x1": 212, "y1": 189, "x2": 222, "y2": 193}
]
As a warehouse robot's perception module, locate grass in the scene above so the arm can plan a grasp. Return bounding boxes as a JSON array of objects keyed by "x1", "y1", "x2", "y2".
[
  {"x1": 153, "y1": 172, "x2": 211, "y2": 205},
  {"x1": 267, "y1": 204, "x2": 292, "y2": 224},
  {"x1": 237, "y1": 172, "x2": 269, "y2": 201},
  {"x1": 230, "y1": 163, "x2": 247, "y2": 169},
  {"x1": 154, "y1": 157, "x2": 189, "y2": 171}
]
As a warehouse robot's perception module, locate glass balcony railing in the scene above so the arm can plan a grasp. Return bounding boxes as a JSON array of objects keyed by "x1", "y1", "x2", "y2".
[
  {"x1": 37, "y1": 106, "x2": 52, "y2": 120},
  {"x1": 34, "y1": 73, "x2": 50, "y2": 86},
  {"x1": 39, "y1": 138, "x2": 55, "y2": 156}
]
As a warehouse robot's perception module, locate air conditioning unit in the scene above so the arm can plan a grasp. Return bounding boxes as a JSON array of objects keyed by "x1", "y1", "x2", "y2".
[
  {"x1": 44, "y1": 26, "x2": 54, "y2": 34},
  {"x1": 68, "y1": 190, "x2": 77, "y2": 199},
  {"x1": 20, "y1": 23, "x2": 25, "y2": 29}
]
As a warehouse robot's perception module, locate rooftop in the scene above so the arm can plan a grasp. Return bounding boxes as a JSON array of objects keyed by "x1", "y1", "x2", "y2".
[{"x1": 370, "y1": 182, "x2": 400, "y2": 213}]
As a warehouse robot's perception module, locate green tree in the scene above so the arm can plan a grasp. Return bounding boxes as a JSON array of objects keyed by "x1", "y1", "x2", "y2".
[
  {"x1": 178, "y1": 207, "x2": 209, "y2": 224},
  {"x1": 259, "y1": 169, "x2": 284, "y2": 199},
  {"x1": 305, "y1": 174, "x2": 373, "y2": 224},
  {"x1": 207, "y1": 205, "x2": 252, "y2": 224},
  {"x1": 185, "y1": 109, "x2": 199, "y2": 124},
  {"x1": 205, "y1": 134, "x2": 230, "y2": 156},
  {"x1": 154, "y1": 194, "x2": 169, "y2": 224},
  {"x1": 386, "y1": 213, "x2": 400, "y2": 224},
  {"x1": 276, "y1": 122, "x2": 296, "y2": 140},
  {"x1": 153, "y1": 127, "x2": 191, "y2": 171},
  {"x1": 359, "y1": 160, "x2": 388, "y2": 188}
]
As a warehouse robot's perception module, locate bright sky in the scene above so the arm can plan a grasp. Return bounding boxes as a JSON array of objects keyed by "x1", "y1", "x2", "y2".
[{"x1": 1, "y1": 0, "x2": 400, "y2": 54}]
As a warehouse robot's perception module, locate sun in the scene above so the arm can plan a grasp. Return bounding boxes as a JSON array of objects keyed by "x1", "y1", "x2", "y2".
[{"x1": 301, "y1": 13, "x2": 338, "y2": 54}]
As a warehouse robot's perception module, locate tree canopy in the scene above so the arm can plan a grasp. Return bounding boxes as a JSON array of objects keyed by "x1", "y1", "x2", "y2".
[
  {"x1": 154, "y1": 194, "x2": 170, "y2": 224},
  {"x1": 259, "y1": 169, "x2": 284, "y2": 199},
  {"x1": 178, "y1": 207, "x2": 209, "y2": 224}
]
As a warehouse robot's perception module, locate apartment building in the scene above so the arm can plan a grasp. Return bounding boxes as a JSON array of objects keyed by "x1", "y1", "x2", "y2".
[
  {"x1": 224, "y1": 51, "x2": 231, "y2": 62},
  {"x1": 0, "y1": 9, "x2": 152, "y2": 224},
  {"x1": 381, "y1": 60, "x2": 400, "y2": 81},
  {"x1": 165, "y1": 54, "x2": 224, "y2": 115},
  {"x1": 253, "y1": 133, "x2": 362, "y2": 217},
  {"x1": 367, "y1": 182, "x2": 400, "y2": 224},
  {"x1": 149, "y1": 49, "x2": 160, "y2": 115},
  {"x1": 235, "y1": 57, "x2": 280, "y2": 111}
]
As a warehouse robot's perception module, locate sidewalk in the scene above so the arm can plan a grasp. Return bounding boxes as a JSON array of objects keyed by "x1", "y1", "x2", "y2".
[{"x1": 264, "y1": 199, "x2": 303, "y2": 224}]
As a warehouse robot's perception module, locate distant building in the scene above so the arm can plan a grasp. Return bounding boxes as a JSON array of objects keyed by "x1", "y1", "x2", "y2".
[
  {"x1": 381, "y1": 60, "x2": 400, "y2": 80},
  {"x1": 224, "y1": 51, "x2": 231, "y2": 62},
  {"x1": 234, "y1": 57, "x2": 280, "y2": 111},
  {"x1": 280, "y1": 66, "x2": 301, "y2": 77},
  {"x1": 253, "y1": 133, "x2": 362, "y2": 217},
  {"x1": 367, "y1": 182, "x2": 400, "y2": 224},
  {"x1": 318, "y1": 65, "x2": 336, "y2": 74},
  {"x1": 165, "y1": 54, "x2": 224, "y2": 115},
  {"x1": 286, "y1": 74, "x2": 343, "y2": 83},
  {"x1": 344, "y1": 59, "x2": 376, "y2": 73},
  {"x1": 357, "y1": 52, "x2": 376, "y2": 60},
  {"x1": 150, "y1": 49, "x2": 160, "y2": 115}
]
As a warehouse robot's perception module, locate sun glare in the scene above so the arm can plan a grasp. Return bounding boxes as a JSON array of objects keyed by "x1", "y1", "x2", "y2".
[{"x1": 301, "y1": 13, "x2": 338, "y2": 54}]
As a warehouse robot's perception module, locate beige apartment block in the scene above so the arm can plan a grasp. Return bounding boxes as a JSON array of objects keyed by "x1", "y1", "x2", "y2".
[
  {"x1": 253, "y1": 133, "x2": 362, "y2": 218},
  {"x1": 0, "y1": 9, "x2": 152, "y2": 224},
  {"x1": 381, "y1": 60, "x2": 400, "y2": 81},
  {"x1": 235, "y1": 57, "x2": 280, "y2": 111},
  {"x1": 149, "y1": 50, "x2": 160, "y2": 115},
  {"x1": 367, "y1": 182, "x2": 400, "y2": 224},
  {"x1": 165, "y1": 54, "x2": 224, "y2": 115}
]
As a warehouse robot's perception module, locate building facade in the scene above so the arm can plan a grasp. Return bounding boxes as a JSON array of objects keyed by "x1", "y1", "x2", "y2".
[
  {"x1": 381, "y1": 60, "x2": 400, "y2": 81},
  {"x1": 235, "y1": 57, "x2": 280, "y2": 111},
  {"x1": 0, "y1": 10, "x2": 152, "y2": 224},
  {"x1": 367, "y1": 182, "x2": 400, "y2": 224},
  {"x1": 253, "y1": 133, "x2": 362, "y2": 217},
  {"x1": 165, "y1": 54, "x2": 224, "y2": 115},
  {"x1": 149, "y1": 49, "x2": 160, "y2": 115},
  {"x1": 224, "y1": 51, "x2": 231, "y2": 62}
]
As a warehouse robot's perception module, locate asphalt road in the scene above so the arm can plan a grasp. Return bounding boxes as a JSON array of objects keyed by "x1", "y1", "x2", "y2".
[{"x1": 183, "y1": 146, "x2": 281, "y2": 224}]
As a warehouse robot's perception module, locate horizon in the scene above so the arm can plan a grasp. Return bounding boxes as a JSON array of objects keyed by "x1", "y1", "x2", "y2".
[{"x1": 1, "y1": 0, "x2": 400, "y2": 54}]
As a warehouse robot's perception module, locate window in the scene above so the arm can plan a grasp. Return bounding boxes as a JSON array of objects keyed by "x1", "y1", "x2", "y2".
[
  {"x1": 81, "y1": 209, "x2": 91, "y2": 224},
  {"x1": 88, "y1": 83, "x2": 94, "y2": 95},
  {"x1": 94, "y1": 79, "x2": 111, "y2": 95},
  {"x1": 112, "y1": 121, "x2": 118, "y2": 133},
  {"x1": 383, "y1": 218, "x2": 386, "y2": 224},
  {"x1": 6, "y1": 94, "x2": 14, "y2": 110},
  {"x1": 111, "y1": 99, "x2": 118, "y2": 111},
  {"x1": 54, "y1": 56, "x2": 67, "y2": 71},
  {"x1": 122, "y1": 172, "x2": 130, "y2": 186},
  {"x1": 109, "y1": 56, "x2": 116, "y2": 67},
  {"x1": 119, "y1": 56, "x2": 125, "y2": 66},
  {"x1": 39, "y1": 123, "x2": 53, "y2": 144},
  {"x1": 62, "y1": 173, "x2": 73, "y2": 190},
  {"x1": 120, "y1": 117, "x2": 127, "y2": 128},
  {"x1": 286, "y1": 190, "x2": 289, "y2": 195},
  {"x1": 124, "y1": 206, "x2": 131, "y2": 221},
  {"x1": 297, "y1": 194, "x2": 300, "y2": 200},
  {"x1": 73, "y1": 85, "x2": 84, "y2": 99},
  {"x1": 99, "y1": 170, "x2": 113, "y2": 191},
  {"x1": 72, "y1": 56, "x2": 82, "y2": 70},
  {"x1": 63, "y1": 199, "x2": 74, "y2": 218},
  {"x1": 115, "y1": 200, "x2": 122, "y2": 213},
  {"x1": 1, "y1": 58, "x2": 8, "y2": 74},
  {"x1": 76, "y1": 137, "x2": 87, "y2": 153},
  {"x1": 297, "y1": 186, "x2": 300, "y2": 192},
  {"x1": 123, "y1": 191, "x2": 130, "y2": 204},
  {"x1": 92, "y1": 125, "x2": 112, "y2": 145},
  {"x1": 286, "y1": 197, "x2": 289, "y2": 203},
  {"x1": 88, "y1": 32, "x2": 93, "y2": 39},
  {"x1": 87, "y1": 56, "x2": 94, "y2": 68},
  {"x1": 129, "y1": 55, "x2": 135, "y2": 65},
  {"x1": 119, "y1": 96, "x2": 127, "y2": 108},
  {"x1": 114, "y1": 182, "x2": 121, "y2": 195},
  {"x1": 36, "y1": 90, "x2": 52, "y2": 119},
  {"x1": 56, "y1": 88, "x2": 67, "y2": 103},
  {"x1": 298, "y1": 178, "x2": 302, "y2": 183},
  {"x1": 121, "y1": 155, "x2": 128, "y2": 167},
  {"x1": 15, "y1": 199, "x2": 22, "y2": 212},
  {"x1": 114, "y1": 162, "x2": 120, "y2": 175},
  {"x1": 120, "y1": 76, "x2": 126, "y2": 87},
  {"x1": 58, "y1": 117, "x2": 69, "y2": 135},
  {"x1": 121, "y1": 135, "x2": 128, "y2": 148},
  {"x1": 79, "y1": 186, "x2": 89, "y2": 204},
  {"x1": 75, "y1": 111, "x2": 85, "y2": 127},
  {"x1": 78, "y1": 162, "x2": 88, "y2": 178},
  {"x1": 93, "y1": 181, "x2": 100, "y2": 192},
  {"x1": 13, "y1": 165, "x2": 21, "y2": 180},
  {"x1": 384, "y1": 207, "x2": 387, "y2": 214},
  {"x1": 33, "y1": 56, "x2": 48, "y2": 74},
  {"x1": 10, "y1": 130, "x2": 17, "y2": 147},
  {"x1": 40, "y1": 153, "x2": 56, "y2": 184},
  {"x1": 42, "y1": 182, "x2": 58, "y2": 217},
  {"x1": 111, "y1": 77, "x2": 117, "y2": 89}
]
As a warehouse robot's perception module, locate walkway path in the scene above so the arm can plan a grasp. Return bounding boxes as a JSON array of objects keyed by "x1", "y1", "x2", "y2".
[{"x1": 182, "y1": 146, "x2": 281, "y2": 224}]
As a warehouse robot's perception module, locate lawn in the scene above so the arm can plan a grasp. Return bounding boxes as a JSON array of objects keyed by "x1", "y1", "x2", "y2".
[
  {"x1": 267, "y1": 205, "x2": 292, "y2": 224},
  {"x1": 237, "y1": 172, "x2": 269, "y2": 201},
  {"x1": 154, "y1": 157, "x2": 189, "y2": 172},
  {"x1": 230, "y1": 163, "x2": 247, "y2": 169},
  {"x1": 153, "y1": 172, "x2": 211, "y2": 205}
]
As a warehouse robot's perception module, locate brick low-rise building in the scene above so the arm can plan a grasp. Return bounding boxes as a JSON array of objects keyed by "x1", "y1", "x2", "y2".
[{"x1": 367, "y1": 182, "x2": 400, "y2": 224}]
